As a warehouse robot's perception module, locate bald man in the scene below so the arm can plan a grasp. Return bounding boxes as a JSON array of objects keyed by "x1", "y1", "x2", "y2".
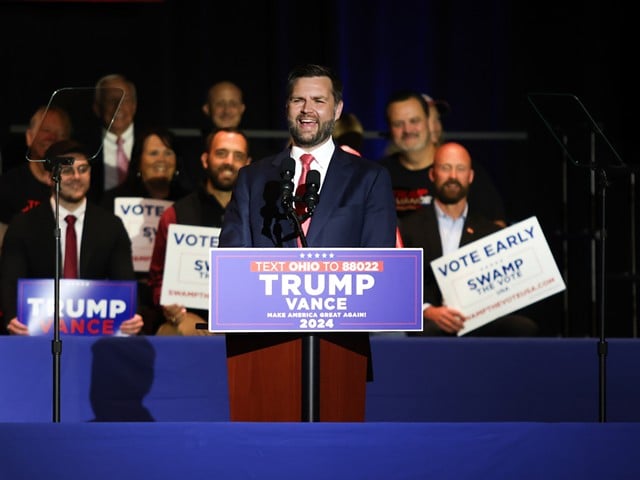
[
  {"x1": 399, "y1": 142, "x2": 538, "y2": 337},
  {"x1": 202, "y1": 81, "x2": 246, "y2": 130}
]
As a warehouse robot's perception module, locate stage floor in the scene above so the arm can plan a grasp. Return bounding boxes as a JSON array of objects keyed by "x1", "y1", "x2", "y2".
[{"x1": 1, "y1": 422, "x2": 639, "y2": 480}]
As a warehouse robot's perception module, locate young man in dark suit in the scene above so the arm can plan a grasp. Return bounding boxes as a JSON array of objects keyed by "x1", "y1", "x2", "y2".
[{"x1": 0, "y1": 139, "x2": 143, "y2": 335}]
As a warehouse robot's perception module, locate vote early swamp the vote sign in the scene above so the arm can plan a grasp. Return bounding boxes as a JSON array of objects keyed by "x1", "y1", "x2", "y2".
[{"x1": 431, "y1": 216, "x2": 566, "y2": 335}]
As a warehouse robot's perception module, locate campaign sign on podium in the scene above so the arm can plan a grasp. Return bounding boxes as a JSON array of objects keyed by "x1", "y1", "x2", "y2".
[
  {"x1": 17, "y1": 279, "x2": 137, "y2": 336},
  {"x1": 208, "y1": 248, "x2": 423, "y2": 333},
  {"x1": 431, "y1": 216, "x2": 566, "y2": 336}
]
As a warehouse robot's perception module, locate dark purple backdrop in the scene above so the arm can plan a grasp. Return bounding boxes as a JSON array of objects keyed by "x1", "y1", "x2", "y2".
[{"x1": 0, "y1": 0, "x2": 634, "y2": 337}]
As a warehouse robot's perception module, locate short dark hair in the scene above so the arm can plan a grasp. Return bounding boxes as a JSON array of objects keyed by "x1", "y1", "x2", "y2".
[
  {"x1": 205, "y1": 127, "x2": 251, "y2": 157},
  {"x1": 385, "y1": 90, "x2": 431, "y2": 124},
  {"x1": 286, "y1": 64, "x2": 343, "y2": 105},
  {"x1": 44, "y1": 139, "x2": 90, "y2": 160}
]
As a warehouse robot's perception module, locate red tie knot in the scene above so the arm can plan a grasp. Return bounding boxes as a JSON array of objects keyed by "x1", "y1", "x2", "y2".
[{"x1": 300, "y1": 153, "x2": 314, "y2": 169}]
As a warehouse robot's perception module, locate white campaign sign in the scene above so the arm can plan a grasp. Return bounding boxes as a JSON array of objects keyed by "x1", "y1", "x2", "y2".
[
  {"x1": 431, "y1": 216, "x2": 566, "y2": 335},
  {"x1": 114, "y1": 197, "x2": 173, "y2": 272},
  {"x1": 160, "y1": 223, "x2": 221, "y2": 310}
]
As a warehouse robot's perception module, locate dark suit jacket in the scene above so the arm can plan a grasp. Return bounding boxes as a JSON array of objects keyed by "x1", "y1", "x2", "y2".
[
  {"x1": 219, "y1": 147, "x2": 397, "y2": 248},
  {"x1": 219, "y1": 146, "x2": 398, "y2": 382},
  {"x1": 399, "y1": 202, "x2": 501, "y2": 307},
  {"x1": 0, "y1": 201, "x2": 135, "y2": 320}
]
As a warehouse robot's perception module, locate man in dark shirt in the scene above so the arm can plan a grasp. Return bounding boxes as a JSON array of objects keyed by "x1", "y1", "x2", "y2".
[
  {"x1": 148, "y1": 128, "x2": 251, "y2": 335},
  {"x1": 378, "y1": 90, "x2": 506, "y2": 227}
]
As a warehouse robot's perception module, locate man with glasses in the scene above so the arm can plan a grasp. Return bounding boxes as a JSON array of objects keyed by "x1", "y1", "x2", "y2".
[{"x1": 0, "y1": 139, "x2": 143, "y2": 336}]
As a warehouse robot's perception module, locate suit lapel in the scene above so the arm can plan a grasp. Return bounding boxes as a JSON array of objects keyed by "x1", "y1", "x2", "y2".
[
  {"x1": 460, "y1": 211, "x2": 492, "y2": 246},
  {"x1": 78, "y1": 203, "x2": 94, "y2": 275},
  {"x1": 422, "y1": 204, "x2": 443, "y2": 261},
  {"x1": 303, "y1": 151, "x2": 352, "y2": 244}
]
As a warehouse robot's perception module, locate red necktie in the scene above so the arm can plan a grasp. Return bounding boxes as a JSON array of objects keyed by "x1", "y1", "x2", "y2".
[
  {"x1": 116, "y1": 136, "x2": 128, "y2": 183},
  {"x1": 395, "y1": 227, "x2": 404, "y2": 248},
  {"x1": 295, "y1": 154, "x2": 314, "y2": 246},
  {"x1": 64, "y1": 215, "x2": 78, "y2": 279}
]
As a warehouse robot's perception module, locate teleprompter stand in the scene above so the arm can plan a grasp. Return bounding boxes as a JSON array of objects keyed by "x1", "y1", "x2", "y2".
[
  {"x1": 528, "y1": 93, "x2": 628, "y2": 422},
  {"x1": 27, "y1": 87, "x2": 124, "y2": 422}
]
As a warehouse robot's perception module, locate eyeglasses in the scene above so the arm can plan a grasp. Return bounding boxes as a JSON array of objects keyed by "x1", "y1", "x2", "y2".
[{"x1": 60, "y1": 164, "x2": 91, "y2": 176}]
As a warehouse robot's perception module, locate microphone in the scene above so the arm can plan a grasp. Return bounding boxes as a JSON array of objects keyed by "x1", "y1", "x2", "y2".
[
  {"x1": 280, "y1": 157, "x2": 295, "y2": 208},
  {"x1": 304, "y1": 169, "x2": 321, "y2": 213}
]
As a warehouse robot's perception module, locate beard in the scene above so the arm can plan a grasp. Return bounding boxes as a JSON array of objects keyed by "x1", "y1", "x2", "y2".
[
  {"x1": 288, "y1": 116, "x2": 336, "y2": 148},
  {"x1": 207, "y1": 165, "x2": 237, "y2": 192},
  {"x1": 59, "y1": 180, "x2": 89, "y2": 204},
  {"x1": 434, "y1": 180, "x2": 469, "y2": 204}
]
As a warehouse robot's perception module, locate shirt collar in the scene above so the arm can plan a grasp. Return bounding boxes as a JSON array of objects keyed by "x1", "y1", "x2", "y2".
[
  {"x1": 290, "y1": 137, "x2": 335, "y2": 173},
  {"x1": 50, "y1": 196, "x2": 87, "y2": 220},
  {"x1": 104, "y1": 123, "x2": 134, "y2": 144},
  {"x1": 434, "y1": 200, "x2": 468, "y2": 222}
]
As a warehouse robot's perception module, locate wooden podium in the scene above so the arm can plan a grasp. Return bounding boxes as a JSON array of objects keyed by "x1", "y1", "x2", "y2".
[
  {"x1": 210, "y1": 247, "x2": 423, "y2": 422},
  {"x1": 225, "y1": 332, "x2": 370, "y2": 422}
]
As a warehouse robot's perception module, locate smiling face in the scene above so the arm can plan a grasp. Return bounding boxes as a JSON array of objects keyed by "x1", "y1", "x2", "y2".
[
  {"x1": 201, "y1": 129, "x2": 250, "y2": 192},
  {"x1": 94, "y1": 76, "x2": 137, "y2": 135},
  {"x1": 57, "y1": 154, "x2": 91, "y2": 204},
  {"x1": 387, "y1": 97, "x2": 431, "y2": 153},
  {"x1": 26, "y1": 108, "x2": 72, "y2": 160},
  {"x1": 286, "y1": 75, "x2": 343, "y2": 149},
  {"x1": 138, "y1": 133, "x2": 177, "y2": 185},
  {"x1": 203, "y1": 81, "x2": 245, "y2": 129},
  {"x1": 429, "y1": 142, "x2": 474, "y2": 205}
]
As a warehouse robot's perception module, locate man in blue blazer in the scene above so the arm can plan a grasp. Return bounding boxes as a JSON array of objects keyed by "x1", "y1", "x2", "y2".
[
  {"x1": 219, "y1": 64, "x2": 397, "y2": 422},
  {"x1": 0, "y1": 139, "x2": 143, "y2": 336},
  {"x1": 220, "y1": 142, "x2": 396, "y2": 248}
]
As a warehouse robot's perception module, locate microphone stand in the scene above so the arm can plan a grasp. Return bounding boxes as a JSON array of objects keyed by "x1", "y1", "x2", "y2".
[
  {"x1": 44, "y1": 155, "x2": 74, "y2": 423},
  {"x1": 281, "y1": 174, "x2": 319, "y2": 421},
  {"x1": 594, "y1": 166, "x2": 608, "y2": 422},
  {"x1": 295, "y1": 208, "x2": 317, "y2": 421}
]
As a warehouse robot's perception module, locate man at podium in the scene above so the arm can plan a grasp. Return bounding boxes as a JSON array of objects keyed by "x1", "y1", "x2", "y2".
[{"x1": 219, "y1": 64, "x2": 397, "y2": 421}]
